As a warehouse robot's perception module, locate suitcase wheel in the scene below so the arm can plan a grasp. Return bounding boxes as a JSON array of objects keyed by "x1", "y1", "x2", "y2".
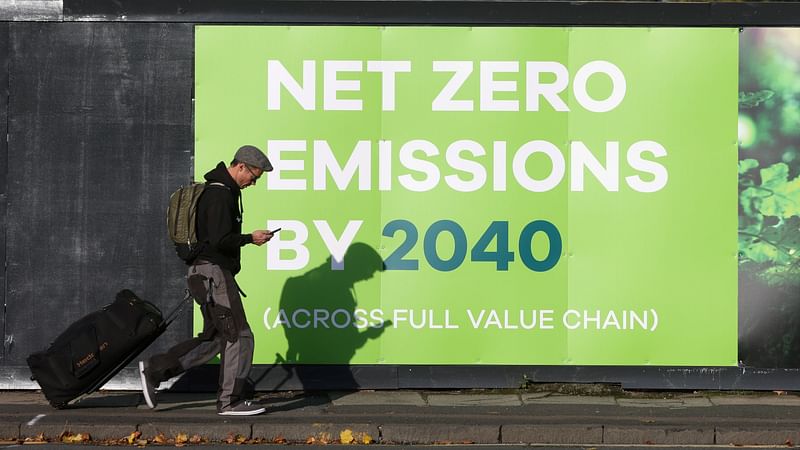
[{"x1": 49, "y1": 400, "x2": 68, "y2": 409}]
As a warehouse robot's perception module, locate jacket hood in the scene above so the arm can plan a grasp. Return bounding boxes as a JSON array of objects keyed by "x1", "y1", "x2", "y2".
[{"x1": 204, "y1": 162, "x2": 241, "y2": 193}]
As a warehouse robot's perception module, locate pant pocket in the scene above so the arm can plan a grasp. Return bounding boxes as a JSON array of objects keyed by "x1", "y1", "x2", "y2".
[{"x1": 211, "y1": 305, "x2": 238, "y2": 343}]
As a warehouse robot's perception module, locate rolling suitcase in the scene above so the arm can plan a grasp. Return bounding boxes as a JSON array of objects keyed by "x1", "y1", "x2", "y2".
[{"x1": 27, "y1": 289, "x2": 191, "y2": 409}]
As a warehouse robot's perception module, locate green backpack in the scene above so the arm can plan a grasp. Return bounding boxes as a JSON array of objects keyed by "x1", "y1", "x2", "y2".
[{"x1": 167, "y1": 182, "x2": 226, "y2": 263}]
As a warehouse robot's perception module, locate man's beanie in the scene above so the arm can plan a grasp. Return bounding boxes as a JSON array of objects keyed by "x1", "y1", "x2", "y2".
[{"x1": 235, "y1": 145, "x2": 273, "y2": 172}]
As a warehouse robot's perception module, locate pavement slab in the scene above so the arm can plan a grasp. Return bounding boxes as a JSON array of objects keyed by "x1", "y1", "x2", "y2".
[
  {"x1": 330, "y1": 391, "x2": 425, "y2": 406},
  {"x1": 0, "y1": 423, "x2": 18, "y2": 440},
  {"x1": 522, "y1": 393, "x2": 617, "y2": 405},
  {"x1": 427, "y1": 393, "x2": 521, "y2": 407},
  {"x1": 21, "y1": 423, "x2": 136, "y2": 441},
  {"x1": 502, "y1": 424, "x2": 603, "y2": 444},
  {"x1": 252, "y1": 423, "x2": 378, "y2": 444},
  {"x1": 716, "y1": 428, "x2": 800, "y2": 446},
  {"x1": 143, "y1": 392, "x2": 217, "y2": 411},
  {"x1": 604, "y1": 425, "x2": 715, "y2": 445},
  {"x1": 710, "y1": 395, "x2": 800, "y2": 406},
  {"x1": 381, "y1": 423, "x2": 499, "y2": 444},
  {"x1": 138, "y1": 422, "x2": 251, "y2": 441},
  {"x1": 617, "y1": 398, "x2": 693, "y2": 408}
]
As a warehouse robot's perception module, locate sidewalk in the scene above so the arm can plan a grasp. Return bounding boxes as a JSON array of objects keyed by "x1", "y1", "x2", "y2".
[{"x1": 2, "y1": 387, "x2": 800, "y2": 445}]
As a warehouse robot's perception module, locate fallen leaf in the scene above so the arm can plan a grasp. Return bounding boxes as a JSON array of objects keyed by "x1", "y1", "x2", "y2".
[
  {"x1": 60, "y1": 432, "x2": 90, "y2": 443},
  {"x1": 175, "y1": 433, "x2": 189, "y2": 444},
  {"x1": 306, "y1": 436, "x2": 316, "y2": 444},
  {"x1": 135, "y1": 438, "x2": 149, "y2": 446},
  {"x1": 340, "y1": 429, "x2": 354, "y2": 444},
  {"x1": 236, "y1": 434, "x2": 247, "y2": 444},
  {"x1": 319, "y1": 432, "x2": 331, "y2": 444},
  {"x1": 127, "y1": 431, "x2": 142, "y2": 445},
  {"x1": 786, "y1": 439, "x2": 794, "y2": 447},
  {"x1": 189, "y1": 435, "x2": 202, "y2": 444},
  {"x1": 25, "y1": 433, "x2": 47, "y2": 443},
  {"x1": 272, "y1": 435, "x2": 287, "y2": 444},
  {"x1": 360, "y1": 433, "x2": 374, "y2": 444},
  {"x1": 153, "y1": 433, "x2": 168, "y2": 444}
]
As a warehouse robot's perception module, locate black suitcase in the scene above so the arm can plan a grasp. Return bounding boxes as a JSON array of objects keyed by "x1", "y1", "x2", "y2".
[{"x1": 27, "y1": 289, "x2": 190, "y2": 409}]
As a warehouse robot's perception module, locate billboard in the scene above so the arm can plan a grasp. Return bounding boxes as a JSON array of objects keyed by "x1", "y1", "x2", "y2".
[{"x1": 195, "y1": 26, "x2": 739, "y2": 366}]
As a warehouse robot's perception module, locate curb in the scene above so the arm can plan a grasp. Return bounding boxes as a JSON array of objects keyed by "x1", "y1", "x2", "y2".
[{"x1": 7, "y1": 422, "x2": 800, "y2": 446}]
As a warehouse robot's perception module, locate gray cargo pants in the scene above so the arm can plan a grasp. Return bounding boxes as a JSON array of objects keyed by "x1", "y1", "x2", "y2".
[{"x1": 146, "y1": 262, "x2": 254, "y2": 411}]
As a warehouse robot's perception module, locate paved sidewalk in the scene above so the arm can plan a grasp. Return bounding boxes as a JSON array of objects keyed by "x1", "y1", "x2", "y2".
[{"x1": 2, "y1": 388, "x2": 800, "y2": 445}]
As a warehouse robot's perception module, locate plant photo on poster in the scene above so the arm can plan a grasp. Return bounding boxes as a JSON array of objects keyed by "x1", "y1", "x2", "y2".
[{"x1": 738, "y1": 28, "x2": 800, "y2": 368}]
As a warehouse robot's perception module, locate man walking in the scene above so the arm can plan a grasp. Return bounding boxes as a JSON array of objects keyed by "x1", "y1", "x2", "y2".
[{"x1": 139, "y1": 145, "x2": 274, "y2": 416}]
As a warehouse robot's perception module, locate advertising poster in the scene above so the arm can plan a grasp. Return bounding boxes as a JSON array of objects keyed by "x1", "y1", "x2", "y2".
[
  {"x1": 195, "y1": 27, "x2": 739, "y2": 366},
  {"x1": 738, "y1": 29, "x2": 800, "y2": 368}
]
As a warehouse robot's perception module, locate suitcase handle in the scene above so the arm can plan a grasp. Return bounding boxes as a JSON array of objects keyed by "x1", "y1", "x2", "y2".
[{"x1": 163, "y1": 290, "x2": 194, "y2": 327}]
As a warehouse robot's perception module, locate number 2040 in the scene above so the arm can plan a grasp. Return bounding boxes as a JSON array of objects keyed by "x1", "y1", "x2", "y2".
[{"x1": 381, "y1": 220, "x2": 562, "y2": 272}]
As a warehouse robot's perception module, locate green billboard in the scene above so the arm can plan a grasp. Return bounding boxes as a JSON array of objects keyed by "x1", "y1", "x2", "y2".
[{"x1": 195, "y1": 26, "x2": 738, "y2": 366}]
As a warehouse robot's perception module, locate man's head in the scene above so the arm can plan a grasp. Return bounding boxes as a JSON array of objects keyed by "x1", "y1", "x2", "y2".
[
  {"x1": 228, "y1": 145, "x2": 273, "y2": 189},
  {"x1": 342, "y1": 243, "x2": 386, "y2": 283}
]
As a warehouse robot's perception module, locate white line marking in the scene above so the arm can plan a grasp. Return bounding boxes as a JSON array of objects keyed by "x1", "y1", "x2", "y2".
[{"x1": 26, "y1": 414, "x2": 45, "y2": 426}]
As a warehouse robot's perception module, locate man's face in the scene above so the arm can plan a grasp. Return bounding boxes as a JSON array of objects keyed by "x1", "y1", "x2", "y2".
[{"x1": 234, "y1": 163, "x2": 263, "y2": 189}]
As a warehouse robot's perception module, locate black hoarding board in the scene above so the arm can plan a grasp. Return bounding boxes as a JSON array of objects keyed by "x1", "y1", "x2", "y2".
[
  {"x1": 64, "y1": 0, "x2": 800, "y2": 26},
  {"x1": 5, "y1": 23, "x2": 193, "y2": 365}
]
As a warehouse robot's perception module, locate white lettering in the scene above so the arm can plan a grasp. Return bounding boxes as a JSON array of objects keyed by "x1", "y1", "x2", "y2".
[
  {"x1": 324, "y1": 60, "x2": 363, "y2": 111},
  {"x1": 267, "y1": 60, "x2": 315, "y2": 110},
  {"x1": 266, "y1": 220, "x2": 310, "y2": 270},
  {"x1": 313, "y1": 140, "x2": 371, "y2": 190},
  {"x1": 432, "y1": 61, "x2": 473, "y2": 111},
  {"x1": 480, "y1": 61, "x2": 519, "y2": 111},
  {"x1": 366, "y1": 60, "x2": 411, "y2": 111}
]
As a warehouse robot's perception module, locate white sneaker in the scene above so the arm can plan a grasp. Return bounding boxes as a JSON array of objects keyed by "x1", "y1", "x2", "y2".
[
  {"x1": 217, "y1": 400, "x2": 265, "y2": 416},
  {"x1": 138, "y1": 360, "x2": 157, "y2": 409}
]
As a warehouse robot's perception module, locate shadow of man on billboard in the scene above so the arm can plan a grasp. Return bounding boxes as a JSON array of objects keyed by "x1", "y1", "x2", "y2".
[{"x1": 265, "y1": 242, "x2": 390, "y2": 406}]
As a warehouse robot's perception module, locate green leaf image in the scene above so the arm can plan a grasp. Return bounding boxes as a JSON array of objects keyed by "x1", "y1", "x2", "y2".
[
  {"x1": 758, "y1": 163, "x2": 800, "y2": 218},
  {"x1": 739, "y1": 90, "x2": 775, "y2": 109}
]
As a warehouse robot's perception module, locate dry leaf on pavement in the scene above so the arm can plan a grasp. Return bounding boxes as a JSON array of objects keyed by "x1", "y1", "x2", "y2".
[
  {"x1": 340, "y1": 429, "x2": 354, "y2": 444},
  {"x1": 126, "y1": 431, "x2": 142, "y2": 445},
  {"x1": 60, "y1": 432, "x2": 90, "y2": 443},
  {"x1": 175, "y1": 433, "x2": 189, "y2": 444}
]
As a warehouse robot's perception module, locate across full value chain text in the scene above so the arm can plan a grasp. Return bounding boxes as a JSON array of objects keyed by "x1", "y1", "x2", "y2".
[{"x1": 262, "y1": 308, "x2": 659, "y2": 332}]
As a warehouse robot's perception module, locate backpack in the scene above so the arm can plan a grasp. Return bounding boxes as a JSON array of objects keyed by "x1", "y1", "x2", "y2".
[{"x1": 166, "y1": 182, "x2": 227, "y2": 263}]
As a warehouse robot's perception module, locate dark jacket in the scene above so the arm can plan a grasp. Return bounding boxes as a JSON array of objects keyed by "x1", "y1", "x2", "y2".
[{"x1": 195, "y1": 162, "x2": 253, "y2": 275}]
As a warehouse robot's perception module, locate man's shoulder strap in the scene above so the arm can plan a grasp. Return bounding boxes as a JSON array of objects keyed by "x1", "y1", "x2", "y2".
[{"x1": 206, "y1": 182, "x2": 230, "y2": 190}]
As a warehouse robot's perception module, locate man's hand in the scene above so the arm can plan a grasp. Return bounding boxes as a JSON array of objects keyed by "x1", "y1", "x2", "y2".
[{"x1": 251, "y1": 230, "x2": 273, "y2": 246}]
